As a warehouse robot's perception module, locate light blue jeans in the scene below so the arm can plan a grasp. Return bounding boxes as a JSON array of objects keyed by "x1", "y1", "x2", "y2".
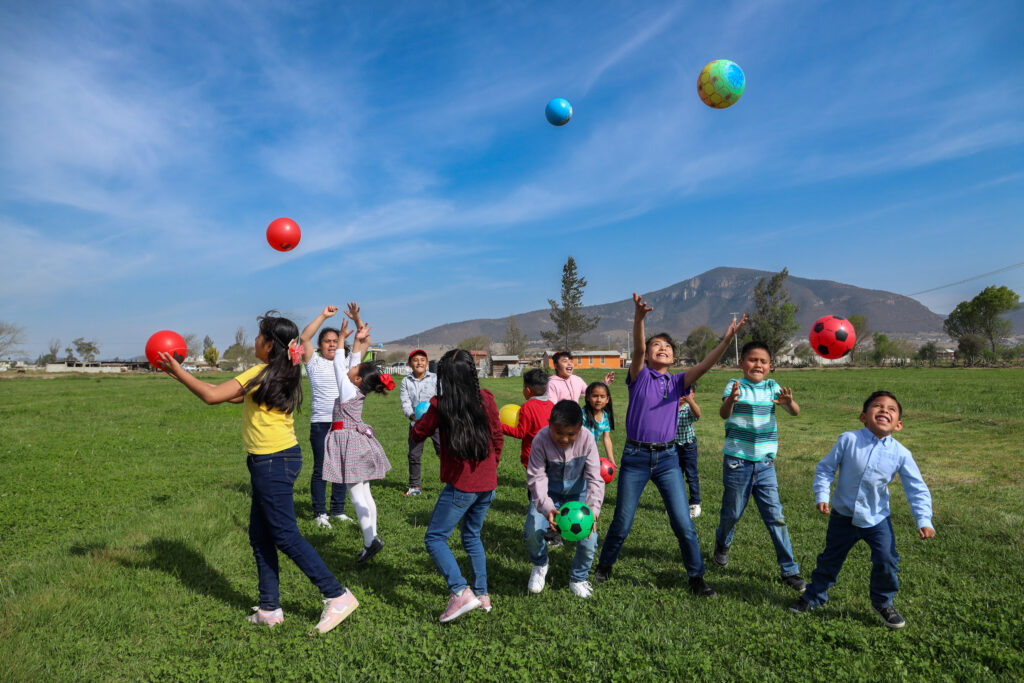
[
  {"x1": 524, "y1": 494, "x2": 598, "y2": 583},
  {"x1": 715, "y1": 456, "x2": 799, "y2": 577},
  {"x1": 424, "y1": 484, "x2": 495, "y2": 595}
]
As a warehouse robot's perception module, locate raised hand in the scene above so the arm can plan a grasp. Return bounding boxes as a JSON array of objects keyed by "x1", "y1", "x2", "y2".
[
  {"x1": 344, "y1": 302, "x2": 362, "y2": 325},
  {"x1": 633, "y1": 292, "x2": 653, "y2": 319},
  {"x1": 773, "y1": 386, "x2": 794, "y2": 406},
  {"x1": 603, "y1": 371, "x2": 615, "y2": 385},
  {"x1": 339, "y1": 318, "x2": 353, "y2": 340},
  {"x1": 322, "y1": 305, "x2": 338, "y2": 318},
  {"x1": 725, "y1": 313, "x2": 748, "y2": 338},
  {"x1": 728, "y1": 381, "x2": 740, "y2": 403},
  {"x1": 355, "y1": 323, "x2": 372, "y2": 342}
]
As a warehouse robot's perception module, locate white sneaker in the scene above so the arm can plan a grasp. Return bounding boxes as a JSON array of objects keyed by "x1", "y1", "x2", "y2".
[
  {"x1": 569, "y1": 580, "x2": 594, "y2": 599},
  {"x1": 527, "y1": 564, "x2": 549, "y2": 594},
  {"x1": 330, "y1": 513, "x2": 354, "y2": 523},
  {"x1": 689, "y1": 504, "x2": 702, "y2": 519},
  {"x1": 314, "y1": 513, "x2": 332, "y2": 529}
]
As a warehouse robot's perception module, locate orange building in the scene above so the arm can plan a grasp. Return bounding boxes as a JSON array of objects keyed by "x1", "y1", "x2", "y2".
[{"x1": 546, "y1": 350, "x2": 622, "y2": 370}]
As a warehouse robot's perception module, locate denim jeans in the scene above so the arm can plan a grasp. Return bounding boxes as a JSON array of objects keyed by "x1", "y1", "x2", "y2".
[
  {"x1": 524, "y1": 493, "x2": 598, "y2": 583},
  {"x1": 310, "y1": 422, "x2": 347, "y2": 517},
  {"x1": 597, "y1": 442, "x2": 706, "y2": 577},
  {"x1": 803, "y1": 513, "x2": 900, "y2": 609},
  {"x1": 676, "y1": 441, "x2": 700, "y2": 505},
  {"x1": 247, "y1": 446, "x2": 345, "y2": 610},
  {"x1": 424, "y1": 484, "x2": 495, "y2": 595},
  {"x1": 407, "y1": 425, "x2": 441, "y2": 489},
  {"x1": 714, "y1": 456, "x2": 799, "y2": 577}
]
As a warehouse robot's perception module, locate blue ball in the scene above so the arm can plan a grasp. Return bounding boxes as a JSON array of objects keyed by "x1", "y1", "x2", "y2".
[
  {"x1": 414, "y1": 401, "x2": 430, "y2": 420},
  {"x1": 545, "y1": 97, "x2": 573, "y2": 126}
]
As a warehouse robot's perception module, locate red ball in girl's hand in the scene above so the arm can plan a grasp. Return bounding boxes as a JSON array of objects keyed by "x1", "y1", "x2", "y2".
[
  {"x1": 145, "y1": 330, "x2": 187, "y2": 371},
  {"x1": 266, "y1": 217, "x2": 301, "y2": 252},
  {"x1": 599, "y1": 457, "x2": 616, "y2": 484}
]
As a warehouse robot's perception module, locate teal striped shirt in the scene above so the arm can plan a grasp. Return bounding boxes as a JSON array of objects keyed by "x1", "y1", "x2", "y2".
[{"x1": 722, "y1": 378, "x2": 780, "y2": 461}]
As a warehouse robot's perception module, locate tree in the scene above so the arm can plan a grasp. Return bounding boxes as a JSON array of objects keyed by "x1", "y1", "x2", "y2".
[
  {"x1": 0, "y1": 321, "x2": 26, "y2": 358},
  {"x1": 182, "y1": 333, "x2": 200, "y2": 359},
  {"x1": 540, "y1": 256, "x2": 600, "y2": 351},
  {"x1": 847, "y1": 314, "x2": 869, "y2": 354},
  {"x1": 681, "y1": 326, "x2": 719, "y2": 364},
  {"x1": 64, "y1": 345, "x2": 76, "y2": 362},
  {"x1": 203, "y1": 345, "x2": 220, "y2": 368},
  {"x1": 916, "y1": 341, "x2": 940, "y2": 366},
  {"x1": 203, "y1": 335, "x2": 215, "y2": 352},
  {"x1": 222, "y1": 326, "x2": 255, "y2": 364},
  {"x1": 743, "y1": 268, "x2": 800, "y2": 361},
  {"x1": 503, "y1": 316, "x2": 528, "y2": 357},
  {"x1": 35, "y1": 338, "x2": 62, "y2": 365},
  {"x1": 955, "y1": 334, "x2": 986, "y2": 366},
  {"x1": 944, "y1": 286, "x2": 1020, "y2": 353},
  {"x1": 457, "y1": 336, "x2": 492, "y2": 352},
  {"x1": 72, "y1": 337, "x2": 100, "y2": 363}
]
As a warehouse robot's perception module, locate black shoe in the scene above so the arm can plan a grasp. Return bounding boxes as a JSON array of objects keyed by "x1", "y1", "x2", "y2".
[
  {"x1": 356, "y1": 536, "x2": 384, "y2": 565},
  {"x1": 713, "y1": 543, "x2": 729, "y2": 567},
  {"x1": 593, "y1": 565, "x2": 613, "y2": 584},
  {"x1": 544, "y1": 529, "x2": 564, "y2": 548},
  {"x1": 782, "y1": 574, "x2": 807, "y2": 593},
  {"x1": 788, "y1": 598, "x2": 813, "y2": 615},
  {"x1": 688, "y1": 576, "x2": 717, "y2": 597},
  {"x1": 872, "y1": 605, "x2": 906, "y2": 629}
]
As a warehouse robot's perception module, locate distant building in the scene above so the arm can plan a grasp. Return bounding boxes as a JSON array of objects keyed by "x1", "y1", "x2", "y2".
[{"x1": 490, "y1": 355, "x2": 521, "y2": 378}]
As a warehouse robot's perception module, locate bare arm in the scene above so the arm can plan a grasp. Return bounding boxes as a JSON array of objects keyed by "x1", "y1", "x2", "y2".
[
  {"x1": 629, "y1": 292, "x2": 653, "y2": 382},
  {"x1": 720, "y1": 381, "x2": 740, "y2": 419},
  {"x1": 684, "y1": 315, "x2": 747, "y2": 391},
  {"x1": 299, "y1": 305, "x2": 338, "y2": 362},
  {"x1": 683, "y1": 392, "x2": 701, "y2": 419},
  {"x1": 601, "y1": 430, "x2": 615, "y2": 464},
  {"x1": 157, "y1": 352, "x2": 244, "y2": 405},
  {"x1": 347, "y1": 322, "x2": 372, "y2": 384}
]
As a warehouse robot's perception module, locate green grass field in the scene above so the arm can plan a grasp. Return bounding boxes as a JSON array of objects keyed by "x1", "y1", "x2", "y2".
[{"x1": 1, "y1": 368, "x2": 1022, "y2": 681}]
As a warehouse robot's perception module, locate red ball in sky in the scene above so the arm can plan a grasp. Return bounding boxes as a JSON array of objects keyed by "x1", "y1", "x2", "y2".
[
  {"x1": 145, "y1": 330, "x2": 187, "y2": 370},
  {"x1": 266, "y1": 217, "x2": 301, "y2": 252},
  {"x1": 599, "y1": 457, "x2": 616, "y2": 484},
  {"x1": 809, "y1": 315, "x2": 856, "y2": 359}
]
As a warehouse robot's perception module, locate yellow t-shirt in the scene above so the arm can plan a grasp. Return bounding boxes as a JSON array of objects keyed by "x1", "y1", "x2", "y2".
[{"x1": 235, "y1": 364, "x2": 299, "y2": 455}]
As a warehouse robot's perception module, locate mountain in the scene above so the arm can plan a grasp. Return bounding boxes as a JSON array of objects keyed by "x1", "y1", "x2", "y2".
[{"x1": 387, "y1": 267, "x2": 947, "y2": 349}]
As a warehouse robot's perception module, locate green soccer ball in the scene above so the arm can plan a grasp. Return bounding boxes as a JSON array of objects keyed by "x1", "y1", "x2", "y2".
[{"x1": 556, "y1": 501, "x2": 594, "y2": 541}]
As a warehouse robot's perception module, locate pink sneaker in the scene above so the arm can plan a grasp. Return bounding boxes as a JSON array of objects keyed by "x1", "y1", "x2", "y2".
[
  {"x1": 438, "y1": 589, "x2": 481, "y2": 623},
  {"x1": 309, "y1": 591, "x2": 359, "y2": 635},
  {"x1": 478, "y1": 594, "x2": 492, "y2": 613},
  {"x1": 248, "y1": 607, "x2": 284, "y2": 627}
]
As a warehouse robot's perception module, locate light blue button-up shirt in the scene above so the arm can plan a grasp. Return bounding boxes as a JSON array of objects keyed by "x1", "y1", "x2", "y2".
[{"x1": 813, "y1": 428, "x2": 933, "y2": 529}]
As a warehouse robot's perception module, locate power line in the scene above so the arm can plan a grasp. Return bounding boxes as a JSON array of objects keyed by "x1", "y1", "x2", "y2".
[{"x1": 906, "y1": 261, "x2": 1024, "y2": 297}]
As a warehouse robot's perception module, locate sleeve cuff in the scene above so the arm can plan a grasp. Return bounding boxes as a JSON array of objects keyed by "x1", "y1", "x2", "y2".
[
  {"x1": 916, "y1": 518, "x2": 933, "y2": 529},
  {"x1": 814, "y1": 491, "x2": 830, "y2": 504}
]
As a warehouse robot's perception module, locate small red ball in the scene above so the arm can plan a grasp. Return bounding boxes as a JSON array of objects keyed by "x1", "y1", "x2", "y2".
[
  {"x1": 266, "y1": 217, "x2": 301, "y2": 252},
  {"x1": 145, "y1": 330, "x2": 187, "y2": 370},
  {"x1": 599, "y1": 457, "x2": 616, "y2": 484}
]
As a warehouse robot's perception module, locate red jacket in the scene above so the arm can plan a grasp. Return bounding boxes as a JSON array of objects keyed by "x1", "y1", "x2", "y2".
[
  {"x1": 411, "y1": 389, "x2": 504, "y2": 492},
  {"x1": 501, "y1": 397, "x2": 554, "y2": 467}
]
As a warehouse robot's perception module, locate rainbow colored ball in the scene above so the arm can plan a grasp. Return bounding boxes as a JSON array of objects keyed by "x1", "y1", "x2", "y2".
[{"x1": 697, "y1": 60, "x2": 745, "y2": 109}]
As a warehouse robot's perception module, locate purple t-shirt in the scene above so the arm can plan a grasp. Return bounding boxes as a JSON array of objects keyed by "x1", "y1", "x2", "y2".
[{"x1": 624, "y1": 365, "x2": 689, "y2": 443}]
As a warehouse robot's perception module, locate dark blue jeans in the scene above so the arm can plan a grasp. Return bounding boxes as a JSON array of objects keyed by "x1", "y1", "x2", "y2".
[
  {"x1": 715, "y1": 456, "x2": 799, "y2": 577},
  {"x1": 803, "y1": 513, "x2": 900, "y2": 609},
  {"x1": 247, "y1": 446, "x2": 345, "y2": 610},
  {"x1": 310, "y1": 422, "x2": 347, "y2": 517},
  {"x1": 424, "y1": 484, "x2": 495, "y2": 595},
  {"x1": 597, "y1": 442, "x2": 706, "y2": 577},
  {"x1": 676, "y1": 441, "x2": 700, "y2": 505}
]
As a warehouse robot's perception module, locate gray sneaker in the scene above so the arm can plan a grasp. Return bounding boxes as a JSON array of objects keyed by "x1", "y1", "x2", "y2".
[{"x1": 713, "y1": 543, "x2": 729, "y2": 567}]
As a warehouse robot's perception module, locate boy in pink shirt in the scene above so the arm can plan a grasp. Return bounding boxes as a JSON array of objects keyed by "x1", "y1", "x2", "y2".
[{"x1": 547, "y1": 351, "x2": 614, "y2": 403}]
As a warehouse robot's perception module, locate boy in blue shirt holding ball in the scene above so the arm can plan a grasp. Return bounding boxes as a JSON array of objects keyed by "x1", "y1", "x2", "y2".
[{"x1": 788, "y1": 391, "x2": 935, "y2": 629}]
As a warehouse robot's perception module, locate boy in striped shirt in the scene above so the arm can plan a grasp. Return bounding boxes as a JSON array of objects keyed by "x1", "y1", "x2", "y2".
[{"x1": 714, "y1": 341, "x2": 806, "y2": 593}]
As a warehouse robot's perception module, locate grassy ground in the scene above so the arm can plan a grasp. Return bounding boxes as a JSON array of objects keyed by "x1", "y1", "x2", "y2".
[{"x1": 1, "y1": 368, "x2": 1022, "y2": 681}]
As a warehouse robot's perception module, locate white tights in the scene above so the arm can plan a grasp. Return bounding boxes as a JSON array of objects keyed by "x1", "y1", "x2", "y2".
[{"x1": 347, "y1": 481, "x2": 377, "y2": 547}]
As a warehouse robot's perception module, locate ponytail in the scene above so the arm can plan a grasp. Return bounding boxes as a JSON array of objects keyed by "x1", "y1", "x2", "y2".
[{"x1": 242, "y1": 311, "x2": 303, "y2": 413}]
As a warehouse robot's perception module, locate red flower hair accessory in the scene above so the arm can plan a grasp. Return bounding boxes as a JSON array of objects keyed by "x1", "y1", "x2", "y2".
[
  {"x1": 380, "y1": 373, "x2": 396, "y2": 391},
  {"x1": 287, "y1": 339, "x2": 303, "y2": 366}
]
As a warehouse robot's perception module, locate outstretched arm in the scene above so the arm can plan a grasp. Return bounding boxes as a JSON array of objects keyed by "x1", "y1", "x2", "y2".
[
  {"x1": 684, "y1": 315, "x2": 747, "y2": 391},
  {"x1": 299, "y1": 305, "x2": 338, "y2": 362},
  {"x1": 347, "y1": 322, "x2": 372, "y2": 385},
  {"x1": 157, "y1": 352, "x2": 244, "y2": 405},
  {"x1": 629, "y1": 293, "x2": 653, "y2": 382}
]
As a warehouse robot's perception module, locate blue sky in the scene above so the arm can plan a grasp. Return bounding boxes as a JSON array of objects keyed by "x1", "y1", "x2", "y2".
[{"x1": 1, "y1": 1, "x2": 1022, "y2": 359}]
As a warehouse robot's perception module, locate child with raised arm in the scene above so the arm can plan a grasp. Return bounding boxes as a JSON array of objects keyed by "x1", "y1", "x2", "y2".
[
  {"x1": 594, "y1": 293, "x2": 746, "y2": 597},
  {"x1": 547, "y1": 351, "x2": 614, "y2": 404},
  {"x1": 524, "y1": 400, "x2": 605, "y2": 599},
  {"x1": 675, "y1": 387, "x2": 701, "y2": 519},
  {"x1": 713, "y1": 341, "x2": 806, "y2": 594},
  {"x1": 299, "y1": 305, "x2": 353, "y2": 528},
  {"x1": 789, "y1": 391, "x2": 934, "y2": 629},
  {"x1": 413, "y1": 349, "x2": 504, "y2": 622},
  {"x1": 399, "y1": 349, "x2": 440, "y2": 496},
  {"x1": 157, "y1": 312, "x2": 357, "y2": 635},
  {"x1": 323, "y1": 303, "x2": 394, "y2": 565}
]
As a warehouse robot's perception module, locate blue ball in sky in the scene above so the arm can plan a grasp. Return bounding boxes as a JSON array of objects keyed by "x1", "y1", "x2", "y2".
[{"x1": 545, "y1": 97, "x2": 573, "y2": 126}]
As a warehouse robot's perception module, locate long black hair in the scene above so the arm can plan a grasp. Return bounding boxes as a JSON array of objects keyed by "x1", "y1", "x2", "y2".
[
  {"x1": 243, "y1": 311, "x2": 303, "y2": 414},
  {"x1": 436, "y1": 349, "x2": 491, "y2": 462},
  {"x1": 356, "y1": 361, "x2": 389, "y2": 395},
  {"x1": 584, "y1": 381, "x2": 615, "y2": 430}
]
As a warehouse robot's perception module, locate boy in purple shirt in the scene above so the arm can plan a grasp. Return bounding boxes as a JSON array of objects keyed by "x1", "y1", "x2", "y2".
[{"x1": 595, "y1": 293, "x2": 746, "y2": 596}]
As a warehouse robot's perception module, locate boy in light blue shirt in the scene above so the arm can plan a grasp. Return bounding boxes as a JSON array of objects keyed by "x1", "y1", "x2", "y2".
[{"x1": 788, "y1": 390, "x2": 935, "y2": 629}]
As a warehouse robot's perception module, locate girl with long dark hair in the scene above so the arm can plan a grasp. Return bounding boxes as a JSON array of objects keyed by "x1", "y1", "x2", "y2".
[
  {"x1": 411, "y1": 349, "x2": 504, "y2": 623},
  {"x1": 157, "y1": 311, "x2": 357, "y2": 635}
]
